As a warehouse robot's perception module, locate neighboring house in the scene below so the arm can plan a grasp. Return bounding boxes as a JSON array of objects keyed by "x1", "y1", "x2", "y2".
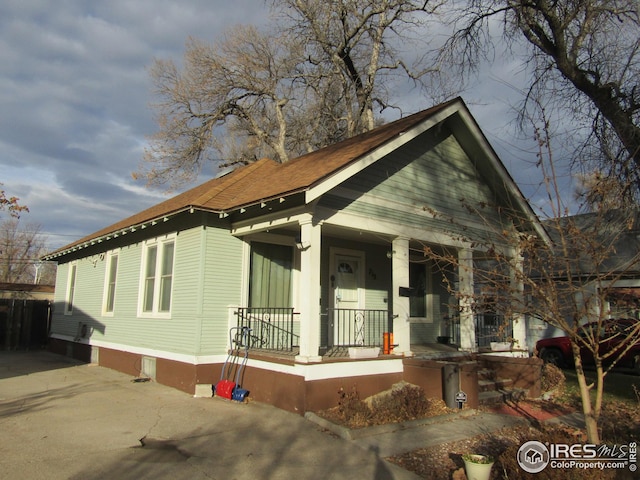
[
  {"x1": 43, "y1": 98, "x2": 545, "y2": 412},
  {"x1": 528, "y1": 210, "x2": 640, "y2": 349},
  {"x1": 0, "y1": 282, "x2": 54, "y2": 301}
]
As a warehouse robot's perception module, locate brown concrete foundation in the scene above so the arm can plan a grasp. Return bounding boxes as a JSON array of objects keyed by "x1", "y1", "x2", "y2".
[{"x1": 48, "y1": 339, "x2": 542, "y2": 414}]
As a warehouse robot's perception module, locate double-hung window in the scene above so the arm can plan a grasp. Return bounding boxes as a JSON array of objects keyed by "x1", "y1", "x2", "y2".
[
  {"x1": 102, "y1": 251, "x2": 119, "y2": 315},
  {"x1": 139, "y1": 236, "x2": 175, "y2": 316},
  {"x1": 65, "y1": 262, "x2": 78, "y2": 315}
]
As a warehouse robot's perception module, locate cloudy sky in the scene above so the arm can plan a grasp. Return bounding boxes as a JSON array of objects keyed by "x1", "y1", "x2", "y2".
[{"x1": 0, "y1": 1, "x2": 550, "y2": 252}]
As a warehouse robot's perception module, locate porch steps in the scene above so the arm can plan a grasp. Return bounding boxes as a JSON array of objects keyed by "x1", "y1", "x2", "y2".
[{"x1": 477, "y1": 368, "x2": 527, "y2": 406}]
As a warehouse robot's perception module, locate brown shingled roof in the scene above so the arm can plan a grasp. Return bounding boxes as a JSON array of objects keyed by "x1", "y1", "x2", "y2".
[{"x1": 46, "y1": 98, "x2": 461, "y2": 257}]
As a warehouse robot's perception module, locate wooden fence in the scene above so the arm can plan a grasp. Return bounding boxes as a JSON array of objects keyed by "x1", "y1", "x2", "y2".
[{"x1": 0, "y1": 299, "x2": 51, "y2": 350}]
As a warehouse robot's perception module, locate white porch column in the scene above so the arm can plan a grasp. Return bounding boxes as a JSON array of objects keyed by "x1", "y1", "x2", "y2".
[
  {"x1": 295, "y1": 217, "x2": 322, "y2": 363},
  {"x1": 392, "y1": 237, "x2": 412, "y2": 356},
  {"x1": 511, "y1": 249, "x2": 527, "y2": 350},
  {"x1": 458, "y1": 247, "x2": 476, "y2": 351}
]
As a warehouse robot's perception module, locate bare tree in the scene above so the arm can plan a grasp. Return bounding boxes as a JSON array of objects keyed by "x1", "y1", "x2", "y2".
[
  {"x1": 137, "y1": 27, "x2": 306, "y2": 188},
  {"x1": 137, "y1": 1, "x2": 444, "y2": 189},
  {"x1": 274, "y1": 0, "x2": 444, "y2": 135},
  {"x1": 423, "y1": 102, "x2": 640, "y2": 444},
  {"x1": 440, "y1": 0, "x2": 640, "y2": 203},
  {"x1": 0, "y1": 220, "x2": 52, "y2": 284}
]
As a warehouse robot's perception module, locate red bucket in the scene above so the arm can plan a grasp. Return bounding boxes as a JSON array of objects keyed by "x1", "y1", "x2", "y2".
[{"x1": 215, "y1": 379, "x2": 236, "y2": 400}]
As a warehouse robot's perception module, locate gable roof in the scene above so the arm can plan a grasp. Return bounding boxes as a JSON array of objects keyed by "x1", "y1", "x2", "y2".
[{"x1": 45, "y1": 97, "x2": 546, "y2": 259}]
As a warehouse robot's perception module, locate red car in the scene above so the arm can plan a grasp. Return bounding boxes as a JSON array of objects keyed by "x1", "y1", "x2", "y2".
[{"x1": 536, "y1": 318, "x2": 640, "y2": 372}]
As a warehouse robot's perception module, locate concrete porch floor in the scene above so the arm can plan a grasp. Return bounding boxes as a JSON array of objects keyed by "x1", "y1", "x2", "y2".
[
  {"x1": 410, "y1": 342, "x2": 467, "y2": 359},
  {"x1": 244, "y1": 342, "x2": 466, "y2": 363}
]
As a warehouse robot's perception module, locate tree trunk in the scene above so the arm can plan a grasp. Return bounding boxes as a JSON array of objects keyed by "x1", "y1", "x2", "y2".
[{"x1": 573, "y1": 345, "x2": 600, "y2": 444}]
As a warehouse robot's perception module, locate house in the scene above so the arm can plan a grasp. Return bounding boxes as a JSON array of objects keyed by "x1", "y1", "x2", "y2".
[
  {"x1": 528, "y1": 210, "x2": 640, "y2": 349},
  {"x1": 43, "y1": 98, "x2": 545, "y2": 413},
  {"x1": 0, "y1": 282, "x2": 54, "y2": 302}
]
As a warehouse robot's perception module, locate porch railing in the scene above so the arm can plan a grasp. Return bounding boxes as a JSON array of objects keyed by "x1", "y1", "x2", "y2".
[
  {"x1": 326, "y1": 308, "x2": 390, "y2": 348},
  {"x1": 475, "y1": 314, "x2": 511, "y2": 347},
  {"x1": 235, "y1": 307, "x2": 299, "y2": 352}
]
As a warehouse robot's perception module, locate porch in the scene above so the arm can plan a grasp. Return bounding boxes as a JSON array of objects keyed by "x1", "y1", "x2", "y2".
[
  {"x1": 233, "y1": 306, "x2": 391, "y2": 359},
  {"x1": 231, "y1": 307, "x2": 517, "y2": 359}
]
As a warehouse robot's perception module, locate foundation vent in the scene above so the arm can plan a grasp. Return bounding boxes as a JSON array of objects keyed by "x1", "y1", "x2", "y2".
[{"x1": 141, "y1": 356, "x2": 156, "y2": 380}]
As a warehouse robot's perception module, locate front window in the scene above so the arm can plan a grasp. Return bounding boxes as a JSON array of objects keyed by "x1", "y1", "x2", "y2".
[
  {"x1": 139, "y1": 237, "x2": 175, "y2": 316},
  {"x1": 248, "y1": 241, "x2": 293, "y2": 307}
]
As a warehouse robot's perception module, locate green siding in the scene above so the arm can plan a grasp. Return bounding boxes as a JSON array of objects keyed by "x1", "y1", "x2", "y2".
[
  {"x1": 320, "y1": 126, "x2": 506, "y2": 243},
  {"x1": 199, "y1": 227, "x2": 244, "y2": 353},
  {"x1": 410, "y1": 322, "x2": 440, "y2": 344},
  {"x1": 50, "y1": 221, "x2": 243, "y2": 357},
  {"x1": 364, "y1": 247, "x2": 391, "y2": 311}
]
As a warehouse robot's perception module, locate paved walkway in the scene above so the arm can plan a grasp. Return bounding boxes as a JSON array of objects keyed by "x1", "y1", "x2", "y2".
[
  {"x1": 0, "y1": 351, "x2": 583, "y2": 479},
  {"x1": 306, "y1": 409, "x2": 533, "y2": 458}
]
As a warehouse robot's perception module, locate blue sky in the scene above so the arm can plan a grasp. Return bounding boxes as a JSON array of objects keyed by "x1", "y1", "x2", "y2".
[{"x1": 0, "y1": 1, "x2": 557, "y2": 251}]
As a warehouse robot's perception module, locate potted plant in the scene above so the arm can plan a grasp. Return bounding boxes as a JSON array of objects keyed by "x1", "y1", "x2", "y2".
[{"x1": 462, "y1": 453, "x2": 495, "y2": 480}]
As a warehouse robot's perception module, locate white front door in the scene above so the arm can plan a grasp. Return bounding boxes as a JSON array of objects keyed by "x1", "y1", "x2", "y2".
[{"x1": 331, "y1": 250, "x2": 365, "y2": 345}]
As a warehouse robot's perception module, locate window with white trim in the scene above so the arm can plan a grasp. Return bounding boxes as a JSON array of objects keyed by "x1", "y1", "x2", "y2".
[
  {"x1": 139, "y1": 237, "x2": 175, "y2": 316},
  {"x1": 409, "y1": 259, "x2": 452, "y2": 322},
  {"x1": 65, "y1": 262, "x2": 77, "y2": 315},
  {"x1": 102, "y1": 251, "x2": 119, "y2": 315}
]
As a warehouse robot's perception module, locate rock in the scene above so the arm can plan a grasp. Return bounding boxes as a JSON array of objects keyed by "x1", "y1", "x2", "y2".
[{"x1": 452, "y1": 467, "x2": 467, "y2": 480}]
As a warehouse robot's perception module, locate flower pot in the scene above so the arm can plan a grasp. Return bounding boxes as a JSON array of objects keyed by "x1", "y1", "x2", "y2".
[
  {"x1": 463, "y1": 454, "x2": 494, "y2": 480},
  {"x1": 490, "y1": 341, "x2": 511, "y2": 351}
]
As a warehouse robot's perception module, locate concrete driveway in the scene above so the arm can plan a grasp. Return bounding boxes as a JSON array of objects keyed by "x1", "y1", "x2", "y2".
[{"x1": 0, "y1": 351, "x2": 419, "y2": 480}]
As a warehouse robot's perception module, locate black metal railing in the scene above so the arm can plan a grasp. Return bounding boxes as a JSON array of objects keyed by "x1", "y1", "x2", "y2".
[
  {"x1": 326, "y1": 308, "x2": 389, "y2": 347},
  {"x1": 235, "y1": 307, "x2": 299, "y2": 352},
  {"x1": 474, "y1": 314, "x2": 512, "y2": 347}
]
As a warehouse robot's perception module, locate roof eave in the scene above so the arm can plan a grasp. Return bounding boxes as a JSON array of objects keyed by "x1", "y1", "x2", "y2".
[
  {"x1": 454, "y1": 103, "x2": 552, "y2": 247},
  {"x1": 306, "y1": 101, "x2": 463, "y2": 203},
  {"x1": 42, "y1": 206, "x2": 221, "y2": 261}
]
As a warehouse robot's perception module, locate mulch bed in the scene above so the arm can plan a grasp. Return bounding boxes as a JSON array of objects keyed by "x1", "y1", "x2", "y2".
[{"x1": 483, "y1": 399, "x2": 576, "y2": 421}]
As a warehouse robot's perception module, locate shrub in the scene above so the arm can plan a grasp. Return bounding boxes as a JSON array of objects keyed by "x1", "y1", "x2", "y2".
[
  {"x1": 541, "y1": 362, "x2": 565, "y2": 396},
  {"x1": 371, "y1": 383, "x2": 431, "y2": 423},
  {"x1": 336, "y1": 386, "x2": 372, "y2": 427},
  {"x1": 327, "y1": 383, "x2": 452, "y2": 428}
]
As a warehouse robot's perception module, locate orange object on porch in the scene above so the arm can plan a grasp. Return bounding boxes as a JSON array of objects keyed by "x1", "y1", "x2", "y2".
[{"x1": 383, "y1": 332, "x2": 394, "y2": 354}]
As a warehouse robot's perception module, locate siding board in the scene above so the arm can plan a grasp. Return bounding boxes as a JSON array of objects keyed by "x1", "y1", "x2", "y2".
[
  {"x1": 49, "y1": 222, "x2": 243, "y2": 357},
  {"x1": 319, "y1": 126, "x2": 506, "y2": 244}
]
